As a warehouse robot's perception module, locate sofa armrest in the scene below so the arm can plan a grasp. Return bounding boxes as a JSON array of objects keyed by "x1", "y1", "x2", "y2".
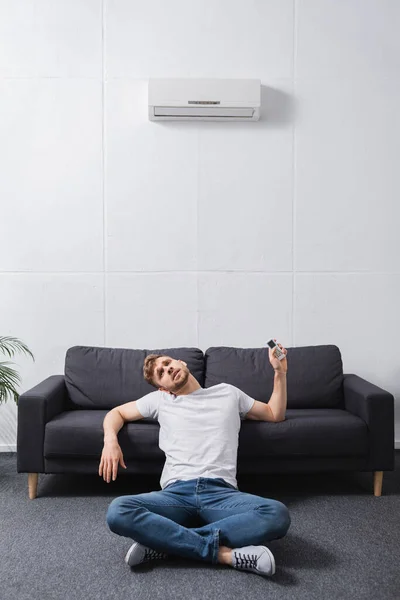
[
  {"x1": 17, "y1": 375, "x2": 67, "y2": 473},
  {"x1": 343, "y1": 374, "x2": 395, "y2": 470}
]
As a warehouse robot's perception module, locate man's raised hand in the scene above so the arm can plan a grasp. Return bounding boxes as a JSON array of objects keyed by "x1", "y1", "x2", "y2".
[{"x1": 269, "y1": 339, "x2": 288, "y2": 373}]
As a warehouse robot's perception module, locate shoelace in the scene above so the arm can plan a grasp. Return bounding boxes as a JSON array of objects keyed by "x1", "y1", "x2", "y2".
[
  {"x1": 144, "y1": 548, "x2": 167, "y2": 562},
  {"x1": 233, "y1": 551, "x2": 258, "y2": 569}
]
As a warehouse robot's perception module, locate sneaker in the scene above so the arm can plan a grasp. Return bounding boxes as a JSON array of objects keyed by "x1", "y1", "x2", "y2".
[
  {"x1": 124, "y1": 541, "x2": 169, "y2": 567},
  {"x1": 231, "y1": 545, "x2": 276, "y2": 577}
]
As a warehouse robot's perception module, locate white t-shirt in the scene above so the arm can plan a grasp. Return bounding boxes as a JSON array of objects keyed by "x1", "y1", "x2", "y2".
[{"x1": 136, "y1": 383, "x2": 255, "y2": 490}]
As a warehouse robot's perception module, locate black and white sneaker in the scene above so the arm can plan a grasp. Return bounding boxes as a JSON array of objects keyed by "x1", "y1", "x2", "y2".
[
  {"x1": 125, "y1": 541, "x2": 169, "y2": 567},
  {"x1": 231, "y1": 545, "x2": 276, "y2": 577}
]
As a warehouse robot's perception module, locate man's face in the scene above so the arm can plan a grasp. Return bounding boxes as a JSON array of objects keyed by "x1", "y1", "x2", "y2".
[{"x1": 154, "y1": 356, "x2": 190, "y2": 394}]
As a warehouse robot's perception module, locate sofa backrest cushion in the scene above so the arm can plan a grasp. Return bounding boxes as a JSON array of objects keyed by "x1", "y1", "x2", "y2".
[
  {"x1": 204, "y1": 345, "x2": 344, "y2": 409},
  {"x1": 65, "y1": 346, "x2": 205, "y2": 409}
]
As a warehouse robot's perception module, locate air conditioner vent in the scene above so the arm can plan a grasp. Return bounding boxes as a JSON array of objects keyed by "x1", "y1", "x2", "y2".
[{"x1": 149, "y1": 79, "x2": 261, "y2": 122}]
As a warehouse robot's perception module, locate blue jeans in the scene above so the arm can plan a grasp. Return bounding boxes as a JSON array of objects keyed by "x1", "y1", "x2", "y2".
[{"x1": 106, "y1": 477, "x2": 291, "y2": 564}]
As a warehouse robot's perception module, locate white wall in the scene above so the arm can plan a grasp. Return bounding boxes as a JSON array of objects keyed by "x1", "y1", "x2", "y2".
[{"x1": 1, "y1": 0, "x2": 399, "y2": 450}]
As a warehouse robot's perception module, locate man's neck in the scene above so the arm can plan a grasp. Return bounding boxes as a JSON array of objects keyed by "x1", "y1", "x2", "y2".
[{"x1": 162, "y1": 375, "x2": 201, "y2": 397}]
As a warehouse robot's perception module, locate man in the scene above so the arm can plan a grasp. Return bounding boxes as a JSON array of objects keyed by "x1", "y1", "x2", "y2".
[{"x1": 100, "y1": 341, "x2": 291, "y2": 578}]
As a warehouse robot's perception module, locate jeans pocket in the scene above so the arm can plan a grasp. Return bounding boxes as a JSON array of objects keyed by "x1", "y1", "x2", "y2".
[
  {"x1": 164, "y1": 480, "x2": 183, "y2": 490},
  {"x1": 164, "y1": 482, "x2": 176, "y2": 490},
  {"x1": 215, "y1": 478, "x2": 237, "y2": 491},
  {"x1": 227, "y1": 483, "x2": 239, "y2": 491}
]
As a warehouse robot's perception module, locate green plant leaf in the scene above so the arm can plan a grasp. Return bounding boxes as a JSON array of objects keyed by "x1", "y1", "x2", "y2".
[
  {"x1": 0, "y1": 337, "x2": 35, "y2": 361},
  {"x1": 0, "y1": 379, "x2": 20, "y2": 405},
  {"x1": 0, "y1": 337, "x2": 34, "y2": 405},
  {"x1": 0, "y1": 361, "x2": 21, "y2": 383}
]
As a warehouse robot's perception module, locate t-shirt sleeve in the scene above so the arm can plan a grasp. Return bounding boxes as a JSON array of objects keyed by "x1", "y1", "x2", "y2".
[
  {"x1": 234, "y1": 386, "x2": 256, "y2": 419},
  {"x1": 135, "y1": 391, "x2": 161, "y2": 420}
]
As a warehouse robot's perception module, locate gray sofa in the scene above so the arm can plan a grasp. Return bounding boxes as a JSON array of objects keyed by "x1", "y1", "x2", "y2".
[{"x1": 17, "y1": 344, "x2": 395, "y2": 500}]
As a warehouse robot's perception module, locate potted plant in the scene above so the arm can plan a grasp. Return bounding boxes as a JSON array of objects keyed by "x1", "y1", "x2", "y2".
[{"x1": 0, "y1": 337, "x2": 35, "y2": 406}]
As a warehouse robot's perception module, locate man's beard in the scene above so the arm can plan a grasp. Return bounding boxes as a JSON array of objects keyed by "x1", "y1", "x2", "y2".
[{"x1": 171, "y1": 369, "x2": 189, "y2": 392}]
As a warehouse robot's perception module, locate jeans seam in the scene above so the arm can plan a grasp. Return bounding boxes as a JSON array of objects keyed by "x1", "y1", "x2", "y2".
[
  {"x1": 212, "y1": 529, "x2": 220, "y2": 564},
  {"x1": 198, "y1": 506, "x2": 261, "y2": 511},
  {"x1": 137, "y1": 503, "x2": 193, "y2": 508}
]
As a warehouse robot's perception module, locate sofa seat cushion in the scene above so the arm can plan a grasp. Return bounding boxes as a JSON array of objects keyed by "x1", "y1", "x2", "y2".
[
  {"x1": 44, "y1": 410, "x2": 164, "y2": 461},
  {"x1": 45, "y1": 408, "x2": 368, "y2": 461},
  {"x1": 239, "y1": 409, "x2": 368, "y2": 458}
]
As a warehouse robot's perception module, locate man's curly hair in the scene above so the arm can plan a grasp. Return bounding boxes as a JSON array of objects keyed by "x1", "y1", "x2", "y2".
[{"x1": 143, "y1": 354, "x2": 164, "y2": 388}]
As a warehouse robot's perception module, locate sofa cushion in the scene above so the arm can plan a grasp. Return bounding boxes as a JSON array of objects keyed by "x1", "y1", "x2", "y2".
[
  {"x1": 64, "y1": 346, "x2": 205, "y2": 409},
  {"x1": 205, "y1": 345, "x2": 344, "y2": 409},
  {"x1": 44, "y1": 410, "x2": 163, "y2": 461},
  {"x1": 43, "y1": 408, "x2": 367, "y2": 460},
  {"x1": 239, "y1": 408, "x2": 368, "y2": 458}
]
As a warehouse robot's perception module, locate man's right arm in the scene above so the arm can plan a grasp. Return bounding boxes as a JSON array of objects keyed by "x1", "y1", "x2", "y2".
[
  {"x1": 103, "y1": 408, "x2": 125, "y2": 444},
  {"x1": 100, "y1": 402, "x2": 145, "y2": 482},
  {"x1": 103, "y1": 401, "x2": 145, "y2": 443}
]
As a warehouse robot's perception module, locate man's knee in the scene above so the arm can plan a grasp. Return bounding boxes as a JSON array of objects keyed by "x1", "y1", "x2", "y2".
[
  {"x1": 258, "y1": 501, "x2": 291, "y2": 538},
  {"x1": 273, "y1": 501, "x2": 291, "y2": 537},
  {"x1": 106, "y1": 497, "x2": 127, "y2": 531}
]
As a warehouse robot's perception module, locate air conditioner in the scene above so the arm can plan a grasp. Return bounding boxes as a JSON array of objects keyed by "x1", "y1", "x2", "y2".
[{"x1": 148, "y1": 78, "x2": 261, "y2": 122}]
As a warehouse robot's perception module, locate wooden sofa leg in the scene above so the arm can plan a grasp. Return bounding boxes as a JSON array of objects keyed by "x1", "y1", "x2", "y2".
[
  {"x1": 373, "y1": 471, "x2": 383, "y2": 497},
  {"x1": 28, "y1": 473, "x2": 38, "y2": 500}
]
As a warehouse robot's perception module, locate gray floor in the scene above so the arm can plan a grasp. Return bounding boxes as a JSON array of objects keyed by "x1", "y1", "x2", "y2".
[{"x1": 1, "y1": 453, "x2": 400, "y2": 600}]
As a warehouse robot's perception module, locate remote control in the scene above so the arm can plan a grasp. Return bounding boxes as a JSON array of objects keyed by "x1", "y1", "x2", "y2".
[{"x1": 266, "y1": 339, "x2": 286, "y2": 361}]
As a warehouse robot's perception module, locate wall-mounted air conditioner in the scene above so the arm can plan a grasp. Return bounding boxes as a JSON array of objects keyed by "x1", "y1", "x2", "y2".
[{"x1": 148, "y1": 78, "x2": 261, "y2": 122}]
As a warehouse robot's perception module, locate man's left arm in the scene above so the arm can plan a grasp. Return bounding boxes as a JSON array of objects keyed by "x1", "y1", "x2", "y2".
[
  {"x1": 267, "y1": 340, "x2": 288, "y2": 422},
  {"x1": 268, "y1": 371, "x2": 287, "y2": 422}
]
